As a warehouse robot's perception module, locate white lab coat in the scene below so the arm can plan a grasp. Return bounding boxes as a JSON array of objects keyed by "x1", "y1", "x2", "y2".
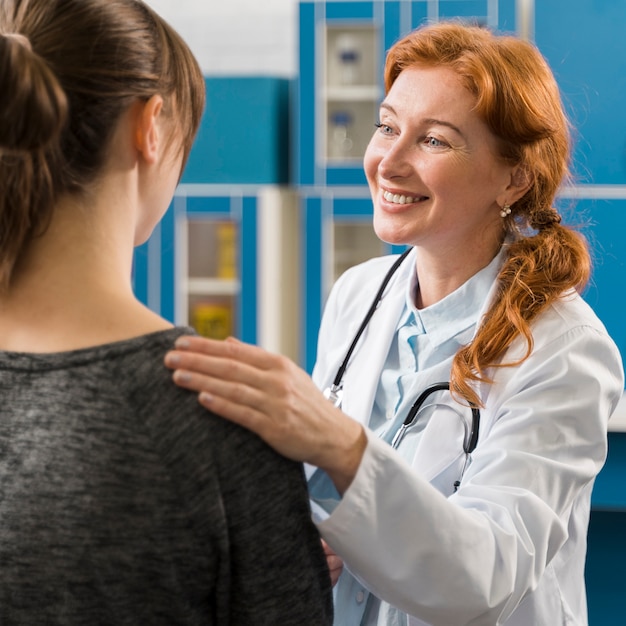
[{"x1": 311, "y1": 248, "x2": 624, "y2": 626}]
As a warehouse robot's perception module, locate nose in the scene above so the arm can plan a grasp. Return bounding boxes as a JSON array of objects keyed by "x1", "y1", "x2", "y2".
[{"x1": 376, "y1": 137, "x2": 414, "y2": 180}]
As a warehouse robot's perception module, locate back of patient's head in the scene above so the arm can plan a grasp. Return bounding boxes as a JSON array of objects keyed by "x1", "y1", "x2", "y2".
[{"x1": 0, "y1": 0, "x2": 205, "y2": 288}]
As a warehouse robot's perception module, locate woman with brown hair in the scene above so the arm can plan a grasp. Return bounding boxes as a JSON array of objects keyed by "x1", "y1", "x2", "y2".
[
  {"x1": 165, "y1": 21, "x2": 623, "y2": 625},
  {"x1": 0, "y1": 0, "x2": 333, "y2": 623}
]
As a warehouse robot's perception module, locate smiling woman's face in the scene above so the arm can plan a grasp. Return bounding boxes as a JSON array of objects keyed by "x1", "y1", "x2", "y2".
[{"x1": 364, "y1": 64, "x2": 517, "y2": 262}]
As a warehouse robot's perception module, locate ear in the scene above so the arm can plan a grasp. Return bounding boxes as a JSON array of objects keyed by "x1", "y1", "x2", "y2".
[
  {"x1": 134, "y1": 95, "x2": 164, "y2": 165},
  {"x1": 497, "y1": 164, "x2": 533, "y2": 207}
]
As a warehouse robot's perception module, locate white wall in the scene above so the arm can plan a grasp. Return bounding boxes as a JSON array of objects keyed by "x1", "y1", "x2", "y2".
[{"x1": 145, "y1": 0, "x2": 300, "y2": 76}]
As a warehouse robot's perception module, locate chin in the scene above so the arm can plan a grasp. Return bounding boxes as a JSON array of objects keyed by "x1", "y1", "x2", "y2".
[{"x1": 373, "y1": 218, "x2": 414, "y2": 248}]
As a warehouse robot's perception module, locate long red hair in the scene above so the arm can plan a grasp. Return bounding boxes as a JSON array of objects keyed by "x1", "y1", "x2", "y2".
[{"x1": 385, "y1": 22, "x2": 589, "y2": 405}]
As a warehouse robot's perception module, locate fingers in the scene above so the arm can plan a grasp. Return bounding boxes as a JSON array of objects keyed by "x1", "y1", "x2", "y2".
[
  {"x1": 166, "y1": 355, "x2": 269, "y2": 419},
  {"x1": 170, "y1": 335, "x2": 277, "y2": 370},
  {"x1": 165, "y1": 335, "x2": 292, "y2": 386},
  {"x1": 322, "y1": 539, "x2": 344, "y2": 586},
  {"x1": 164, "y1": 336, "x2": 298, "y2": 439}
]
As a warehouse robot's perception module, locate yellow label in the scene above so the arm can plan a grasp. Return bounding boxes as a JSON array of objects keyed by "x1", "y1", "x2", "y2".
[
  {"x1": 192, "y1": 303, "x2": 232, "y2": 340},
  {"x1": 217, "y1": 222, "x2": 237, "y2": 279}
]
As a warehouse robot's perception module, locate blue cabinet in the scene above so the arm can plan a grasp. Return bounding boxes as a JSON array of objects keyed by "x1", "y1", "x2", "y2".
[
  {"x1": 299, "y1": 187, "x2": 407, "y2": 372},
  {"x1": 535, "y1": 1, "x2": 626, "y2": 186},
  {"x1": 587, "y1": 432, "x2": 626, "y2": 625},
  {"x1": 133, "y1": 187, "x2": 259, "y2": 342},
  {"x1": 133, "y1": 185, "x2": 300, "y2": 359},
  {"x1": 297, "y1": 0, "x2": 517, "y2": 187},
  {"x1": 183, "y1": 77, "x2": 291, "y2": 185}
]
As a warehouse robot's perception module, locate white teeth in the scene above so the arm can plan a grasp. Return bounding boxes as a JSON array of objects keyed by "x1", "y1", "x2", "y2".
[{"x1": 383, "y1": 190, "x2": 415, "y2": 204}]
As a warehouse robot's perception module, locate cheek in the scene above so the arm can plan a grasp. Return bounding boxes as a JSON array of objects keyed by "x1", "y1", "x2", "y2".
[{"x1": 363, "y1": 138, "x2": 380, "y2": 185}]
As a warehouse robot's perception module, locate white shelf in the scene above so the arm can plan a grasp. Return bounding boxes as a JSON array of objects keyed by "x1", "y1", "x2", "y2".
[
  {"x1": 323, "y1": 85, "x2": 382, "y2": 101},
  {"x1": 184, "y1": 277, "x2": 240, "y2": 296}
]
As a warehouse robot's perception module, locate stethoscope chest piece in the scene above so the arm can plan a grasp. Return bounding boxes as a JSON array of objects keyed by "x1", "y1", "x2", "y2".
[{"x1": 323, "y1": 383, "x2": 344, "y2": 408}]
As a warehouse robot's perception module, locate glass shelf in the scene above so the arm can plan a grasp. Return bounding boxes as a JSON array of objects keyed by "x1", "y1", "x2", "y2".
[
  {"x1": 183, "y1": 218, "x2": 239, "y2": 340},
  {"x1": 332, "y1": 220, "x2": 386, "y2": 281},
  {"x1": 322, "y1": 24, "x2": 381, "y2": 164}
]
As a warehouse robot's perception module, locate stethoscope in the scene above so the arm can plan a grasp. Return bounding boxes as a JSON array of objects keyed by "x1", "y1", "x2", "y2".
[{"x1": 323, "y1": 248, "x2": 480, "y2": 460}]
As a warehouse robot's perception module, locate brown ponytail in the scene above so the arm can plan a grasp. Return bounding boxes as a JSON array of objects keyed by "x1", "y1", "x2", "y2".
[
  {"x1": 385, "y1": 22, "x2": 590, "y2": 406},
  {"x1": 0, "y1": 32, "x2": 67, "y2": 289}
]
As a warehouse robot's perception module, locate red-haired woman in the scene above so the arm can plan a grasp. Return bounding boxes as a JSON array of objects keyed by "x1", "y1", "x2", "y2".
[{"x1": 166, "y1": 21, "x2": 623, "y2": 626}]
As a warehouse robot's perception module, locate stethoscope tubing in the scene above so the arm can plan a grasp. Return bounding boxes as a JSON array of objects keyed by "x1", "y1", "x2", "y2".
[
  {"x1": 390, "y1": 382, "x2": 480, "y2": 453},
  {"x1": 329, "y1": 248, "x2": 412, "y2": 394},
  {"x1": 327, "y1": 248, "x2": 480, "y2": 456}
]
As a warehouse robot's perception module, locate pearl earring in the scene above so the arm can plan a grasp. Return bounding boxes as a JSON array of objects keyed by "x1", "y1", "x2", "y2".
[{"x1": 500, "y1": 203, "x2": 512, "y2": 218}]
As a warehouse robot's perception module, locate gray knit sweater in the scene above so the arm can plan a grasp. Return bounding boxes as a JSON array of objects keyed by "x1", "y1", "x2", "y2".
[{"x1": 0, "y1": 328, "x2": 333, "y2": 625}]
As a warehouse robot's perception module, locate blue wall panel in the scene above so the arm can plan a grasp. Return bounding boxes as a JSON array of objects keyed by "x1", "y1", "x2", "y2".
[
  {"x1": 302, "y1": 196, "x2": 325, "y2": 373},
  {"x1": 437, "y1": 0, "x2": 489, "y2": 21},
  {"x1": 240, "y1": 196, "x2": 258, "y2": 343},
  {"x1": 159, "y1": 202, "x2": 176, "y2": 323},
  {"x1": 132, "y1": 241, "x2": 149, "y2": 306},
  {"x1": 326, "y1": 1, "x2": 374, "y2": 20},
  {"x1": 298, "y1": 2, "x2": 317, "y2": 186},
  {"x1": 383, "y1": 1, "x2": 402, "y2": 51},
  {"x1": 577, "y1": 198, "x2": 626, "y2": 368},
  {"x1": 409, "y1": 1, "x2": 429, "y2": 29},
  {"x1": 181, "y1": 77, "x2": 291, "y2": 185},
  {"x1": 497, "y1": 0, "x2": 516, "y2": 32},
  {"x1": 536, "y1": 1, "x2": 626, "y2": 184}
]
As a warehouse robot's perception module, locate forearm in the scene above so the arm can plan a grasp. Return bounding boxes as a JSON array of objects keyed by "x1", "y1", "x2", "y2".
[{"x1": 317, "y1": 430, "x2": 559, "y2": 625}]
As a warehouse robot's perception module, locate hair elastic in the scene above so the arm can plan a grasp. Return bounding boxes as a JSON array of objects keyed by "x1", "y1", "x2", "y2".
[{"x1": 3, "y1": 33, "x2": 32, "y2": 50}]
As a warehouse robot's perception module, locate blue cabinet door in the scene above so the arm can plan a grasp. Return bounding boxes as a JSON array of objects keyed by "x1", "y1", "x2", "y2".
[
  {"x1": 298, "y1": 1, "x2": 382, "y2": 187},
  {"x1": 297, "y1": 1, "x2": 518, "y2": 187},
  {"x1": 132, "y1": 186, "x2": 258, "y2": 344},
  {"x1": 299, "y1": 189, "x2": 405, "y2": 372}
]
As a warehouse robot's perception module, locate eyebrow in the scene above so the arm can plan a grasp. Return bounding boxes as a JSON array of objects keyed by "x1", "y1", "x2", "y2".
[{"x1": 379, "y1": 102, "x2": 466, "y2": 138}]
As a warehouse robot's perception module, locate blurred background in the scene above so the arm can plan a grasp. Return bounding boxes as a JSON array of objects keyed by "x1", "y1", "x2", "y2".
[
  {"x1": 146, "y1": 0, "x2": 299, "y2": 76},
  {"x1": 137, "y1": 3, "x2": 626, "y2": 621}
]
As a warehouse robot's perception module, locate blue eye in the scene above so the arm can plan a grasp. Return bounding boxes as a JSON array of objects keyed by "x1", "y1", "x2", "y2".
[
  {"x1": 425, "y1": 136, "x2": 445, "y2": 147},
  {"x1": 374, "y1": 122, "x2": 392, "y2": 134}
]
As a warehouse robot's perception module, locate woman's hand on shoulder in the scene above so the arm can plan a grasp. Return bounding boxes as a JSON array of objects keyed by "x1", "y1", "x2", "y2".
[{"x1": 164, "y1": 335, "x2": 366, "y2": 494}]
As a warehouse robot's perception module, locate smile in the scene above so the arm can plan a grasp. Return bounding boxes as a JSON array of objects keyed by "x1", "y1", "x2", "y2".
[{"x1": 382, "y1": 190, "x2": 423, "y2": 205}]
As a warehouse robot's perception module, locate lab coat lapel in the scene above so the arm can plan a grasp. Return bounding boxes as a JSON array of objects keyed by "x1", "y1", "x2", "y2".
[{"x1": 340, "y1": 262, "x2": 410, "y2": 425}]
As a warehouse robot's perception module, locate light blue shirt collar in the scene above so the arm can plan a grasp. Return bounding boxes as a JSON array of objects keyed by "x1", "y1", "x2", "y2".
[{"x1": 403, "y1": 247, "x2": 506, "y2": 346}]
